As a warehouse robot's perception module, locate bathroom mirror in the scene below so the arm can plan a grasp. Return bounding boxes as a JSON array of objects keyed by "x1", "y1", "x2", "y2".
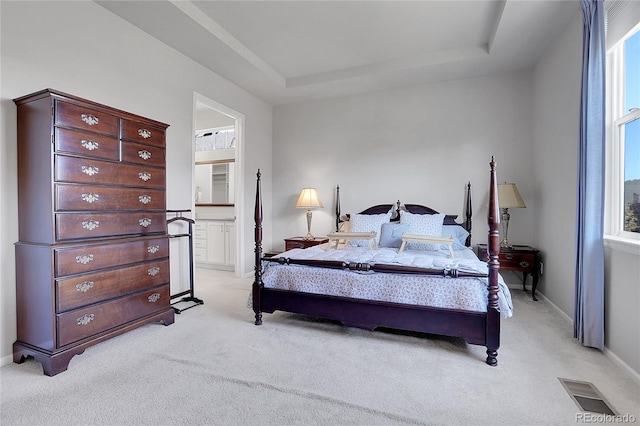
[{"x1": 195, "y1": 159, "x2": 235, "y2": 206}]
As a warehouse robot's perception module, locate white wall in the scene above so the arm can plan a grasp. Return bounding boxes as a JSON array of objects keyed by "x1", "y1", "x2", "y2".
[
  {"x1": 533, "y1": 10, "x2": 639, "y2": 376},
  {"x1": 604, "y1": 247, "x2": 640, "y2": 375},
  {"x1": 531, "y1": 11, "x2": 581, "y2": 316},
  {"x1": 272, "y1": 70, "x2": 535, "y2": 253},
  {"x1": 0, "y1": 1, "x2": 273, "y2": 363}
]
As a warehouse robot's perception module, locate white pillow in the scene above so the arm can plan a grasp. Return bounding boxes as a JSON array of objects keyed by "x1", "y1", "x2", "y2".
[
  {"x1": 348, "y1": 212, "x2": 391, "y2": 247},
  {"x1": 399, "y1": 211, "x2": 445, "y2": 250}
]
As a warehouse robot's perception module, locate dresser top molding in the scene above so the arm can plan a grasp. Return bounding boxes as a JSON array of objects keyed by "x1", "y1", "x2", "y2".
[{"x1": 14, "y1": 88, "x2": 170, "y2": 130}]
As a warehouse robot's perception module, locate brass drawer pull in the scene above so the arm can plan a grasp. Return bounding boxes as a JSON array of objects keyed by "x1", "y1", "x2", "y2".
[
  {"x1": 519, "y1": 261, "x2": 530, "y2": 268},
  {"x1": 80, "y1": 114, "x2": 99, "y2": 126},
  {"x1": 138, "y1": 129, "x2": 152, "y2": 139},
  {"x1": 76, "y1": 313, "x2": 94, "y2": 326},
  {"x1": 81, "y1": 193, "x2": 100, "y2": 203},
  {"x1": 148, "y1": 266, "x2": 160, "y2": 276},
  {"x1": 504, "y1": 254, "x2": 513, "y2": 260},
  {"x1": 75, "y1": 254, "x2": 94, "y2": 264},
  {"x1": 147, "y1": 244, "x2": 160, "y2": 254},
  {"x1": 81, "y1": 139, "x2": 99, "y2": 151},
  {"x1": 81, "y1": 220, "x2": 100, "y2": 231},
  {"x1": 81, "y1": 165, "x2": 99, "y2": 176},
  {"x1": 139, "y1": 217, "x2": 152, "y2": 227},
  {"x1": 138, "y1": 171, "x2": 152, "y2": 181},
  {"x1": 138, "y1": 150, "x2": 152, "y2": 160},
  {"x1": 76, "y1": 281, "x2": 94, "y2": 293},
  {"x1": 138, "y1": 195, "x2": 152, "y2": 205},
  {"x1": 148, "y1": 293, "x2": 161, "y2": 303}
]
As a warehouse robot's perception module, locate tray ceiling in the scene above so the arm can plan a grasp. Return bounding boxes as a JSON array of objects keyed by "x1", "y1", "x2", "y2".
[{"x1": 96, "y1": 0, "x2": 579, "y2": 105}]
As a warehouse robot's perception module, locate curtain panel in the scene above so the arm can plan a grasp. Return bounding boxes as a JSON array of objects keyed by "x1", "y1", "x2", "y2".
[{"x1": 574, "y1": 0, "x2": 605, "y2": 350}]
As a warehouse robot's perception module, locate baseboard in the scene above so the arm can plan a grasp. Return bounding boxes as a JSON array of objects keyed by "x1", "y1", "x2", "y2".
[
  {"x1": 603, "y1": 347, "x2": 640, "y2": 385},
  {"x1": 534, "y1": 289, "x2": 573, "y2": 324},
  {"x1": 1, "y1": 353, "x2": 13, "y2": 367},
  {"x1": 195, "y1": 263, "x2": 234, "y2": 271},
  {"x1": 525, "y1": 286, "x2": 640, "y2": 385}
]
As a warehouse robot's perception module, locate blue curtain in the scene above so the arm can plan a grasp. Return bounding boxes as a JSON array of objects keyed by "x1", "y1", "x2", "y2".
[{"x1": 575, "y1": 0, "x2": 605, "y2": 349}]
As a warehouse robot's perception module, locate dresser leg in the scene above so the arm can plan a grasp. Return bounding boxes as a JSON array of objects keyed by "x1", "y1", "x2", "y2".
[
  {"x1": 13, "y1": 342, "x2": 80, "y2": 376},
  {"x1": 160, "y1": 308, "x2": 175, "y2": 326}
]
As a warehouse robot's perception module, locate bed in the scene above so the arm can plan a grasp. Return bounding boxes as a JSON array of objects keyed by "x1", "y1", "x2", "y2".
[{"x1": 252, "y1": 157, "x2": 506, "y2": 366}]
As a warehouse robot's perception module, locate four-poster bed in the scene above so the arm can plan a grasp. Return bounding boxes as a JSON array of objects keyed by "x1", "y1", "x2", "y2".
[{"x1": 252, "y1": 158, "x2": 504, "y2": 366}]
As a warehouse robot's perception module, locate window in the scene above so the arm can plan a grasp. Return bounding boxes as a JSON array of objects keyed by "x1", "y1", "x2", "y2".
[
  {"x1": 619, "y1": 110, "x2": 639, "y2": 234},
  {"x1": 605, "y1": 7, "x2": 640, "y2": 248},
  {"x1": 195, "y1": 126, "x2": 236, "y2": 152}
]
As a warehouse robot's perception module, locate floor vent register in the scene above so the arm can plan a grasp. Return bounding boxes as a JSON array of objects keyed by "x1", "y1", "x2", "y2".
[{"x1": 558, "y1": 378, "x2": 618, "y2": 415}]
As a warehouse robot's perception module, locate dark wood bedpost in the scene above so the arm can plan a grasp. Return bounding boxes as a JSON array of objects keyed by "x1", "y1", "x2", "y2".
[
  {"x1": 486, "y1": 157, "x2": 501, "y2": 366},
  {"x1": 465, "y1": 182, "x2": 472, "y2": 246},
  {"x1": 335, "y1": 184, "x2": 341, "y2": 232},
  {"x1": 253, "y1": 169, "x2": 263, "y2": 326}
]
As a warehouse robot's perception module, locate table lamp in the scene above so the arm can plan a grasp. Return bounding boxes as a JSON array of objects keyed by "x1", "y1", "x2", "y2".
[
  {"x1": 498, "y1": 182, "x2": 526, "y2": 248},
  {"x1": 296, "y1": 187, "x2": 323, "y2": 240}
]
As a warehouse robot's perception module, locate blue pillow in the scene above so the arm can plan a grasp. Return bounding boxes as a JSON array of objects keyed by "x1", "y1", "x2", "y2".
[
  {"x1": 379, "y1": 223, "x2": 409, "y2": 248},
  {"x1": 441, "y1": 225, "x2": 469, "y2": 249}
]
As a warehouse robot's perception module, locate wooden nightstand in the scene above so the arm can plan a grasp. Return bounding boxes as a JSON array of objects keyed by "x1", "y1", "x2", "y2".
[
  {"x1": 477, "y1": 244, "x2": 541, "y2": 301},
  {"x1": 284, "y1": 237, "x2": 329, "y2": 251}
]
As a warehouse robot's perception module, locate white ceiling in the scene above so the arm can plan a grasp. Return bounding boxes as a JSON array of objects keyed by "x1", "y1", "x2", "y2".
[{"x1": 96, "y1": 0, "x2": 579, "y2": 106}]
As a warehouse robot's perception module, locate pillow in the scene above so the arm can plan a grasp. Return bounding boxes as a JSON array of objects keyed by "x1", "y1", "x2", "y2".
[
  {"x1": 379, "y1": 223, "x2": 409, "y2": 248},
  {"x1": 348, "y1": 212, "x2": 391, "y2": 247},
  {"x1": 399, "y1": 211, "x2": 445, "y2": 250},
  {"x1": 441, "y1": 225, "x2": 469, "y2": 249}
]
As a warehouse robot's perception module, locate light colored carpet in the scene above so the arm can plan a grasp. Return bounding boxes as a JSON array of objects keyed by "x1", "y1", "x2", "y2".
[{"x1": 1, "y1": 268, "x2": 638, "y2": 425}]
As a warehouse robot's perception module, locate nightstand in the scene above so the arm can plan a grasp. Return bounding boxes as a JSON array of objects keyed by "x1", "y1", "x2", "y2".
[
  {"x1": 477, "y1": 244, "x2": 541, "y2": 301},
  {"x1": 284, "y1": 237, "x2": 329, "y2": 251}
]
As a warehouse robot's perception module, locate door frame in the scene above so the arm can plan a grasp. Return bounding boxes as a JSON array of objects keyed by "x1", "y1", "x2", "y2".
[{"x1": 193, "y1": 92, "x2": 245, "y2": 278}]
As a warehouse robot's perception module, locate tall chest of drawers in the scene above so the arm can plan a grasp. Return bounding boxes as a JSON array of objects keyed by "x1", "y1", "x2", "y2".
[{"x1": 13, "y1": 89, "x2": 174, "y2": 376}]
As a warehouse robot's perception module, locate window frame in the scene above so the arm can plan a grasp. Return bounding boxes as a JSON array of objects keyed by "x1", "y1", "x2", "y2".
[{"x1": 604, "y1": 23, "x2": 640, "y2": 254}]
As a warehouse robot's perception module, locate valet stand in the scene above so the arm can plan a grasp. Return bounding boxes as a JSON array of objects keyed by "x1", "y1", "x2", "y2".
[{"x1": 167, "y1": 209, "x2": 203, "y2": 313}]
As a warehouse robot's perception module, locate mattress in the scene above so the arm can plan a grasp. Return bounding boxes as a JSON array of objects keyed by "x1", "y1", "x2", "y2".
[{"x1": 260, "y1": 244, "x2": 513, "y2": 318}]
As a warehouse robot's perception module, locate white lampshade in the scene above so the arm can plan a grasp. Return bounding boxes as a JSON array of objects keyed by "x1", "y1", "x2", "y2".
[
  {"x1": 295, "y1": 188, "x2": 323, "y2": 209},
  {"x1": 498, "y1": 183, "x2": 526, "y2": 209}
]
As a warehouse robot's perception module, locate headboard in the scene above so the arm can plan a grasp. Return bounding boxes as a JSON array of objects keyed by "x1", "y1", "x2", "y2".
[{"x1": 335, "y1": 182, "x2": 473, "y2": 247}]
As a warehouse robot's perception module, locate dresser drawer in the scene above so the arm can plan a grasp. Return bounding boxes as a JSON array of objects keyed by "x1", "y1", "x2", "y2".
[
  {"x1": 55, "y1": 127, "x2": 119, "y2": 161},
  {"x1": 56, "y1": 259, "x2": 169, "y2": 312},
  {"x1": 56, "y1": 212, "x2": 166, "y2": 241},
  {"x1": 55, "y1": 155, "x2": 166, "y2": 189},
  {"x1": 285, "y1": 241, "x2": 307, "y2": 250},
  {"x1": 284, "y1": 237, "x2": 328, "y2": 251},
  {"x1": 499, "y1": 252, "x2": 535, "y2": 272},
  {"x1": 121, "y1": 141, "x2": 165, "y2": 168},
  {"x1": 194, "y1": 224, "x2": 206, "y2": 237},
  {"x1": 55, "y1": 184, "x2": 165, "y2": 211},
  {"x1": 194, "y1": 248, "x2": 207, "y2": 262},
  {"x1": 55, "y1": 100, "x2": 119, "y2": 137},
  {"x1": 55, "y1": 236, "x2": 168, "y2": 276},
  {"x1": 56, "y1": 284, "x2": 169, "y2": 347},
  {"x1": 478, "y1": 248, "x2": 536, "y2": 273},
  {"x1": 121, "y1": 119, "x2": 165, "y2": 148}
]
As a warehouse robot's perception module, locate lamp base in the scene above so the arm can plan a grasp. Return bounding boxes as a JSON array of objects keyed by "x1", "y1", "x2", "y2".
[
  {"x1": 500, "y1": 208, "x2": 512, "y2": 249},
  {"x1": 303, "y1": 209, "x2": 314, "y2": 240}
]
